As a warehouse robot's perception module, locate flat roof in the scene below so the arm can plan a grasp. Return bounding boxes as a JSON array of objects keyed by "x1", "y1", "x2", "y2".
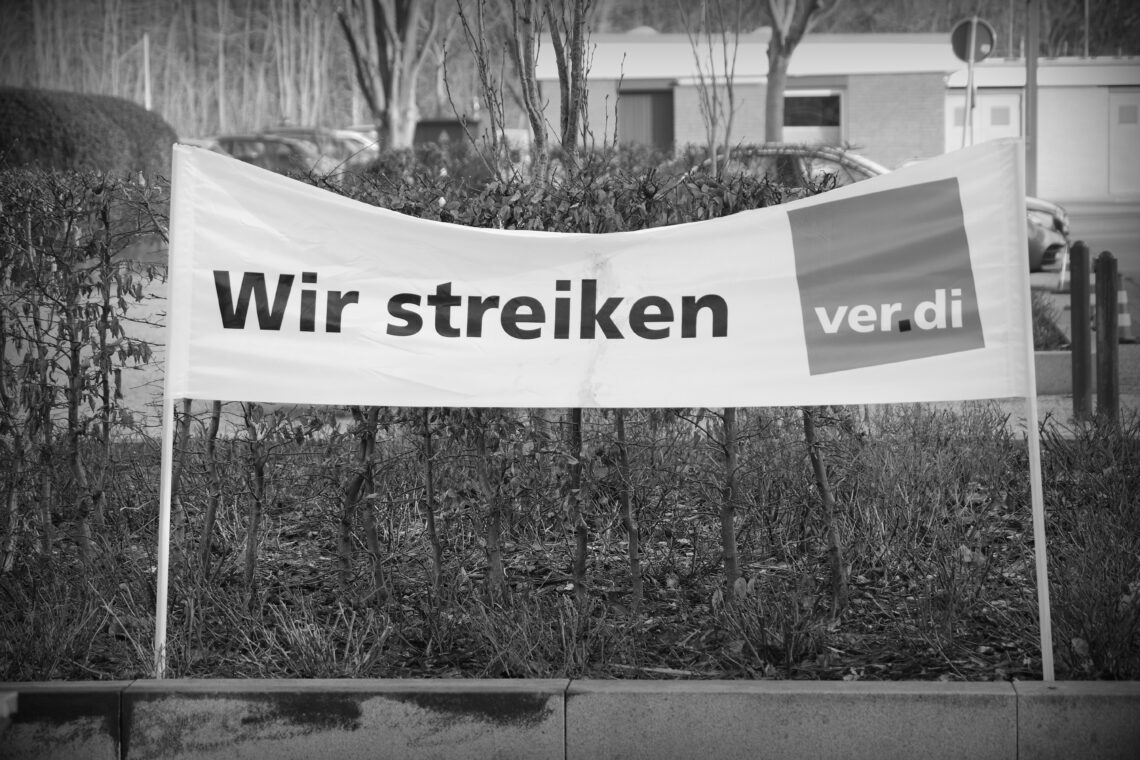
[
  {"x1": 947, "y1": 57, "x2": 1140, "y2": 87},
  {"x1": 536, "y1": 31, "x2": 1140, "y2": 86}
]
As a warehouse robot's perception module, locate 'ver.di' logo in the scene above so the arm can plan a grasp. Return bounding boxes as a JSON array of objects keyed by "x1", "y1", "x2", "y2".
[{"x1": 789, "y1": 178, "x2": 985, "y2": 375}]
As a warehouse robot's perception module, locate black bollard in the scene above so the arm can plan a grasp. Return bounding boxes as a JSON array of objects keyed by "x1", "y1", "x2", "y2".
[
  {"x1": 1094, "y1": 250, "x2": 1119, "y2": 426},
  {"x1": 1069, "y1": 242, "x2": 1092, "y2": 422}
]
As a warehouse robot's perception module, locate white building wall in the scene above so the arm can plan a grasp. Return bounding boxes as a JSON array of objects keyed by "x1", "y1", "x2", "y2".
[
  {"x1": 585, "y1": 80, "x2": 620, "y2": 148},
  {"x1": 1108, "y1": 89, "x2": 1140, "y2": 196},
  {"x1": 1037, "y1": 86, "x2": 1111, "y2": 200}
]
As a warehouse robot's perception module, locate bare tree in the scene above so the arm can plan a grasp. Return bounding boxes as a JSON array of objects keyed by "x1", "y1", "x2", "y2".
[
  {"x1": 338, "y1": 0, "x2": 455, "y2": 148},
  {"x1": 453, "y1": 0, "x2": 529, "y2": 178},
  {"x1": 682, "y1": 0, "x2": 743, "y2": 178},
  {"x1": 763, "y1": 0, "x2": 843, "y2": 141},
  {"x1": 544, "y1": 0, "x2": 593, "y2": 169},
  {"x1": 2, "y1": 0, "x2": 1135, "y2": 140},
  {"x1": 458, "y1": 0, "x2": 593, "y2": 180},
  {"x1": 503, "y1": 0, "x2": 552, "y2": 177},
  {"x1": 496, "y1": 0, "x2": 588, "y2": 179}
]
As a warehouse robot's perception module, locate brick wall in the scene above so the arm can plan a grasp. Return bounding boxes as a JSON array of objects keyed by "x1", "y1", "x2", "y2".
[
  {"x1": 673, "y1": 83, "x2": 766, "y2": 150},
  {"x1": 846, "y1": 73, "x2": 946, "y2": 169}
]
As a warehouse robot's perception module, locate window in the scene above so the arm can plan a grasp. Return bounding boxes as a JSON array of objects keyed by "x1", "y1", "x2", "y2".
[
  {"x1": 783, "y1": 91, "x2": 843, "y2": 145},
  {"x1": 784, "y1": 94, "x2": 841, "y2": 127},
  {"x1": 1120, "y1": 104, "x2": 1139, "y2": 125},
  {"x1": 991, "y1": 106, "x2": 1011, "y2": 126}
]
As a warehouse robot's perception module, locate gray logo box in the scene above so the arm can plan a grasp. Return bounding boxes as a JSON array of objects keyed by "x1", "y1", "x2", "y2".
[{"x1": 789, "y1": 177, "x2": 985, "y2": 375}]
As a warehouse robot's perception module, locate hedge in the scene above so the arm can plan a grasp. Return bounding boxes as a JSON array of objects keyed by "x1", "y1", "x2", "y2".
[{"x1": 0, "y1": 86, "x2": 177, "y2": 177}]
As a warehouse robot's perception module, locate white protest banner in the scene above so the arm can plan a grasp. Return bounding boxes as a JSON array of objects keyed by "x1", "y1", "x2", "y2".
[
  {"x1": 157, "y1": 138, "x2": 1052, "y2": 681},
  {"x1": 165, "y1": 139, "x2": 1033, "y2": 409}
]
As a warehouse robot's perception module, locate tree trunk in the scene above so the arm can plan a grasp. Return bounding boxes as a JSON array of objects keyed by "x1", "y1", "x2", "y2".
[
  {"x1": 0, "y1": 261, "x2": 17, "y2": 572},
  {"x1": 216, "y1": 0, "x2": 227, "y2": 131},
  {"x1": 338, "y1": 0, "x2": 445, "y2": 151},
  {"x1": 474, "y1": 410, "x2": 507, "y2": 601},
  {"x1": 243, "y1": 403, "x2": 268, "y2": 608},
  {"x1": 614, "y1": 409, "x2": 641, "y2": 613},
  {"x1": 721, "y1": 407, "x2": 740, "y2": 589},
  {"x1": 37, "y1": 396, "x2": 54, "y2": 557},
  {"x1": 506, "y1": 0, "x2": 549, "y2": 179},
  {"x1": 170, "y1": 398, "x2": 192, "y2": 548},
  {"x1": 764, "y1": 50, "x2": 789, "y2": 142},
  {"x1": 420, "y1": 408, "x2": 443, "y2": 595},
  {"x1": 568, "y1": 407, "x2": 588, "y2": 599},
  {"x1": 361, "y1": 494, "x2": 388, "y2": 606},
  {"x1": 1, "y1": 426, "x2": 21, "y2": 573},
  {"x1": 339, "y1": 405, "x2": 378, "y2": 589},
  {"x1": 802, "y1": 406, "x2": 848, "y2": 617},
  {"x1": 92, "y1": 242, "x2": 113, "y2": 530},
  {"x1": 764, "y1": 0, "x2": 838, "y2": 142},
  {"x1": 29, "y1": 298, "x2": 55, "y2": 558},
  {"x1": 199, "y1": 400, "x2": 222, "y2": 572},
  {"x1": 64, "y1": 310, "x2": 92, "y2": 562},
  {"x1": 545, "y1": 0, "x2": 591, "y2": 168}
]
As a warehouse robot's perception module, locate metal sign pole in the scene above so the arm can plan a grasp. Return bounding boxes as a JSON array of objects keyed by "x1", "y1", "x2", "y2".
[
  {"x1": 952, "y1": 16, "x2": 996, "y2": 150},
  {"x1": 968, "y1": 18, "x2": 978, "y2": 147}
]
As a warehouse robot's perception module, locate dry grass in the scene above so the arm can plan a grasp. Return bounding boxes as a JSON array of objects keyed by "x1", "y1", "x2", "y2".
[{"x1": 4, "y1": 402, "x2": 1135, "y2": 683}]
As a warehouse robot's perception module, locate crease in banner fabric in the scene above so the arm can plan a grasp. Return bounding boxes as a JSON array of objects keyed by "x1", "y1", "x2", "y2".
[{"x1": 165, "y1": 139, "x2": 1033, "y2": 409}]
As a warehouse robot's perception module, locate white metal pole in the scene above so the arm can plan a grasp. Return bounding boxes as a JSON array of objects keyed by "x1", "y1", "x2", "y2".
[
  {"x1": 1025, "y1": 385, "x2": 1055, "y2": 680},
  {"x1": 1016, "y1": 130, "x2": 1055, "y2": 679},
  {"x1": 154, "y1": 390, "x2": 175, "y2": 678},
  {"x1": 153, "y1": 147, "x2": 190, "y2": 680}
]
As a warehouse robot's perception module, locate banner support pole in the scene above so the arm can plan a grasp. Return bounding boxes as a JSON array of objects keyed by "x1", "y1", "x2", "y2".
[
  {"x1": 154, "y1": 390, "x2": 176, "y2": 678},
  {"x1": 1025, "y1": 396, "x2": 1055, "y2": 680},
  {"x1": 1025, "y1": 395, "x2": 1055, "y2": 680},
  {"x1": 155, "y1": 144, "x2": 191, "y2": 680},
  {"x1": 1021, "y1": 245, "x2": 1055, "y2": 679},
  {"x1": 1008, "y1": 130, "x2": 1054, "y2": 681}
]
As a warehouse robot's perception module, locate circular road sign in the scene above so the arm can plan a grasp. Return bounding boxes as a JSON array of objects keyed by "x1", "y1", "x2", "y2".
[{"x1": 951, "y1": 17, "x2": 996, "y2": 63}]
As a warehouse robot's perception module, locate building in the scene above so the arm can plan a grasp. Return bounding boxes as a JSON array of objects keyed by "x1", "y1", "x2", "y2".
[{"x1": 535, "y1": 29, "x2": 1140, "y2": 203}]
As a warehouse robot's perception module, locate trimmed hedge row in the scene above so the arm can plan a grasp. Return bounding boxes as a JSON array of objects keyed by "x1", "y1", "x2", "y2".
[
  {"x1": 0, "y1": 87, "x2": 177, "y2": 177},
  {"x1": 341, "y1": 145, "x2": 791, "y2": 234}
]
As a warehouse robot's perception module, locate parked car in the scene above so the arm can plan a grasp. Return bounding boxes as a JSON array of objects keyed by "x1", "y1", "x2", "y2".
[
  {"x1": 1024, "y1": 195, "x2": 1072, "y2": 272},
  {"x1": 699, "y1": 143, "x2": 1070, "y2": 272},
  {"x1": 212, "y1": 134, "x2": 339, "y2": 177},
  {"x1": 260, "y1": 126, "x2": 378, "y2": 169}
]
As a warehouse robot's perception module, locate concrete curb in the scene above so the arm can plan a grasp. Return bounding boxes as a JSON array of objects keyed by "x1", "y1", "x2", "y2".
[
  {"x1": 566, "y1": 680, "x2": 1017, "y2": 760},
  {"x1": 1015, "y1": 681, "x2": 1140, "y2": 760},
  {"x1": 2, "y1": 679, "x2": 1139, "y2": 760}
]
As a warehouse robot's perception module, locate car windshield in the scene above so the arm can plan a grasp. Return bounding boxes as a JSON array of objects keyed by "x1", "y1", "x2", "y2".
[
  {"x1": 803, "y1": 157, "x2": 876, "y2": 187},
  {"x1": 720, "y1": 154, "x2": 807, "y2": 186},
  {"x1": 717, "y1": 150, "x2": 879, "y2": 190}
]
